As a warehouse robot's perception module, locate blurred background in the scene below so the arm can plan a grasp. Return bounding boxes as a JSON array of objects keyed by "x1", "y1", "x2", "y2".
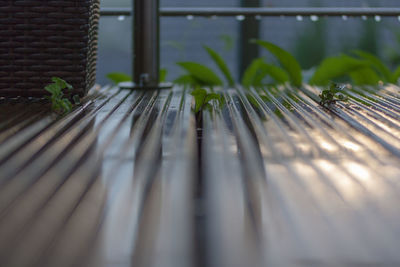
[{"x1": 97, "y1": 0, "x2": 400, "y2": 85}]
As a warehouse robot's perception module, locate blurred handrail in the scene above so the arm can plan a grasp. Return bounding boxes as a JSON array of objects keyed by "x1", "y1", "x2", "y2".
[{"x1": 100, "y1": 7, "x2": 400, "y2": 17}]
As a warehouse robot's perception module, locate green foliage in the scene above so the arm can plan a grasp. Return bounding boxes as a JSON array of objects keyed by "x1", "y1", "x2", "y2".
[
  {"x1": 260, "y1": 63, "x2": 290, "y2": 85},
  {"x1": 310, "y1": 55, "x2": 370, "y2": 85},
  {"x1": 349, "y1": 68, "x2": 381, "y2": 85},
  {"x1": 352, "y1": 50, "x2": 392, "y2": 82},
  {"x1": 175, "y1": 42, "x2": 296, "y2": 89},
  {"x1": 106, "y1": 72, "x2": 132, "y2": 84},
  {"x1": 204, "y1": 45, "x2": 235, "y2": 87},
  {"x1": 252, "y1": 40, "x2": 303, "y2": 87},
  {"x1": 241, "y1": 58, "x2": 265, "y2": 88},
  {"x1": 241, "y1": 58, "x2": 289, "y2": 88},
  {"x1": 173, "y1": 39, "x2": 399, "y2": 90},
  {"x1": 175, "y1": 62, "x2": 223, "y2": 87},
  {"x1": 190, "y1": 88, "x2": 223, "y2": 113},
  {"x1": 160, "y1": 68, "x2": 167, "y2": 83},
  {"x1": 310, "y1": 50, "x2": 400, "y2": 86},
  {"x1": 174, "y1": 75, "x2": 199, "y2": 87},
  {"x1": 319, "y1": 83, "x2": 349, "y2": 107},
  {"x1": 44, "y1": 77, "x2": 75, "y2": 114},
  {"x1": 393, "y1": 66, "x2": 400, "y2": 83}
]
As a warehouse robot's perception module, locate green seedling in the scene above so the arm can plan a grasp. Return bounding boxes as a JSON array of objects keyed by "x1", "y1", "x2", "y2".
[
  {"x1": 319, "y1": 83, "x2": 348, "y2": 107},
  {"x1": 191, "y1": 88, "x2": 224, "y2": 113},
  {"x1": 44, "y1": 77, "x2": 76, "y2": 114}
]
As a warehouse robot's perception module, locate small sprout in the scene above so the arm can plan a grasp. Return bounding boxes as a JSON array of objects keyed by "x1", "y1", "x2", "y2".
[
  {"x1": 191, "y1": 88, "x2": 224, "y2": 113},
  {"x1": 44, "y1": 77, "x2": 75, "y2": 114},
  {"x1": 319, "y1": 83, "x2": 349, "y2": 107}
]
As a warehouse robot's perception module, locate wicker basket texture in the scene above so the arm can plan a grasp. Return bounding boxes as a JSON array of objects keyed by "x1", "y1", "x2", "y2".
[{"x1": 0, "y1": 0, "x2": 100, "y2": 97}]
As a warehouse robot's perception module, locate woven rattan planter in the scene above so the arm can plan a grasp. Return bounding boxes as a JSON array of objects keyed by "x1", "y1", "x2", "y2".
[{"x1": 0, "y1": 0, "x2": 100, "y2": 97}]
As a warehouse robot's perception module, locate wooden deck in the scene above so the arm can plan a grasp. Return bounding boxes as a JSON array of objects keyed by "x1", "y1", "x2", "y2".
[{"x1": 0, "y1": 84, "x2": 400, "y2": 267}]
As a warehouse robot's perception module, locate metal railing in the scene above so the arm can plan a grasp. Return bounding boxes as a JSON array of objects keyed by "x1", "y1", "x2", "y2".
[
  {"x1": 107, "y1": 2, "x2": 400, "y2": 89},
  {"x1": 101, "y1": 7, "x2": 400, "y2": 17}
]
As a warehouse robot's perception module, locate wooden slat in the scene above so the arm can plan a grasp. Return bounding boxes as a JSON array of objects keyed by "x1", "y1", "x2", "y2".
[{"x1": 0, "y1": 84, "x2": 399, "y2": 267}]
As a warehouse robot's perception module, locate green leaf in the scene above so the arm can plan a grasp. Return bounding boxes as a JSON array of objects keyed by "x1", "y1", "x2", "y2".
[
  {"x1": 44, "y1": 83, "x2": 60, "y2": 95},
  {"x1": 392, "y1": 66, "x2": 400, "y2": 83},
  {"x1": 204, "y1": 46, "x2": 234, "y2": 87},
  {"x1": 260, "y1": 63, "x2": 290, "y2": 84},
  {"x1": 61, "y1": 99, "x2": 73, "y2": 112},
  {"x1": 242, "y1": 58, "x2": 266, "y2": 88},
  {"x1": 204, "y1": 93, "x2": 221, "y2": 105},
  {"x1": 174, "y1": 74, "x2": 199, "y2": 87},
  {"x1": 242, "y1": 59, "x2": 290, "y2": 88},
  {"x1": 52, "y1": 77, "x2": 73, "y2": 90},
  {"x1": 106, "y1": 72, "x2": 132, "y2": 84},
  {"x1": 177, "y1": 62, "x2": 223, "y2": 86},
  {"x1": 191, "y1": 88, "x2": 207, "y2": 113},
  {"x1": 190, "y1": 89, "x2": 223, "y2": 112},
  {"x1": 51, "y1": 100, "x2": 59, "y2": 111},
  {"x1": 310, "y1": 55, "x2": 370, "y2": 85},
  {"x1": 204, "y1": 103, "x2": 213, "y2": 111},
  {"x1": 319, "y1": 83, "x2": 349, "y2": 106},
  {"x1": 352, "y1": 50, "x2": 392, "y2": 82},
  {"x1": 252, "y1": 40, "x2": 302, "y2": 87},
  {"x1": 191, "y1": 88, "x2": 207, "y2": 97},
  {"x1": 160, "y1": 68, "x2": 167, "y2": 83},
  {"x1": 350, "y1": 68, "x2": 381, "y2": 85},
  {"x1": 44, "y1": 77, "x2": 75, "y2": 114},
  {"x1": 246, "y1": 93, "x2": 261, "y2": 110}
]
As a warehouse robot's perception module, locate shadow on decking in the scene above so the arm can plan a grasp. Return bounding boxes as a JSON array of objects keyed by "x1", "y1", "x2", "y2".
[{"x1": 0, "y1": 85, "x2": 400, "y2": 267}]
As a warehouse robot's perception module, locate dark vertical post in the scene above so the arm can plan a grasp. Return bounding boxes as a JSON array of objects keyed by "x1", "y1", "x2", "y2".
[
  {"x1": 133, "y1": 0, "x2": 159, "y2": 87},
  {"x1": 239, "y1": 0, "x2": 260, "y2": 78}
]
